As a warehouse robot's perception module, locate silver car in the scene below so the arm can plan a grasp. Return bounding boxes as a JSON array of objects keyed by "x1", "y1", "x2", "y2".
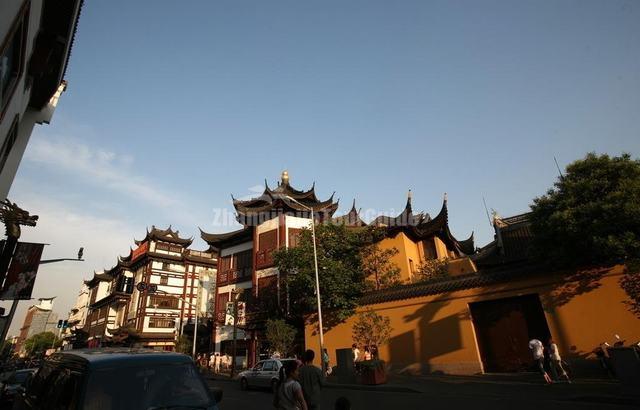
[{"x1": 238, "y1": 358, "x2": 298, "y2": 392}]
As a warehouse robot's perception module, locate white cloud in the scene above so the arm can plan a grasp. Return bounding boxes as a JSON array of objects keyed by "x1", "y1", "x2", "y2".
[{"x1": 24, "y1": 136, "x2": 184, "y2": 211}]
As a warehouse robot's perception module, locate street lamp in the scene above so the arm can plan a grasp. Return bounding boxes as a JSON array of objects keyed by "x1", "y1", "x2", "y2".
[
  {"x1": 282, "y1": 195, "x2": 325, "y2": 372},
  {"x1": 230, "y1": 288, "x2": 243, "y2": 379}
]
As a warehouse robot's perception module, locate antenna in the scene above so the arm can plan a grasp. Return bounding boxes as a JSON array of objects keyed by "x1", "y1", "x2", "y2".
[
  {"x1": 482, "y1": 197, "x2": 492, "y2": 227},
  {"x1": 554, "y1": 156, "x2": 564, "y2": 179}
]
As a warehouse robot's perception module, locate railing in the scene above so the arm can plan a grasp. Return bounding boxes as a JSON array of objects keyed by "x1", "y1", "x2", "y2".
[
  {"x1": 256, "y1": 249, "x2": 275, "y2": 269},
  {"x1": 217, "y1": 268, "x2": 251, "y2": 285}
]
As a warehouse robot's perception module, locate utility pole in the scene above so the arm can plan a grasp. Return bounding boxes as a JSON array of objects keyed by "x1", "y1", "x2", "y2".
[
  {"x1": 192, "y1": 279, "x2": 200, "y2": 359},
  {"x1": 230, "y1": 288, "x2": 243, "y2": 379}
]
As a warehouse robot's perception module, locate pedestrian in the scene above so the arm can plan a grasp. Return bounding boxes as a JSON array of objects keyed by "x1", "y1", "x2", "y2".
[
  {"x1": 273, "y1": 360, "x2": 308, "y2": 410},
  {"x1": 322, "y1": 349, "x2": 331, "y2": 376},
  {"x1": 351, "y1": 344, "x2": 360, "y2": 364},
  {"x1": 298, "y1": 349, "x2": 325, "y2": 410},
  {"x1": 370, "y1": 344, "x2": 378, "y2": 360},
  {"x1": 363, "y1": 346, "x2": 372, "y2": 361},
  {"x1": 547, "y1": 338, "x2": 571, "y2": 383},
  {"x1": 216, "y1": 353, "x2": 221, "y2": 374},
  {"x1": 529, "y1": 338, "x2": 553, "y2": 384},
  {"x1": 334, "y1": 397, "x2": 351, "y2": 410}
]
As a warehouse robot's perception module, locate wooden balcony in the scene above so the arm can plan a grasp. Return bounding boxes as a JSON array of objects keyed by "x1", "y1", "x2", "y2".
[
  {"x1": 256, "y1": 249, "x2": 275, "y2": 269},
  {"x1": 217, "y1": 268, "x2": 251, "y2": 285}
]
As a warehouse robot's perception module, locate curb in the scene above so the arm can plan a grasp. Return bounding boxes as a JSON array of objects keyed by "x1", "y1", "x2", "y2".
[{"x1": 325, "y1": 382, "x2": 421, "y2": 393}]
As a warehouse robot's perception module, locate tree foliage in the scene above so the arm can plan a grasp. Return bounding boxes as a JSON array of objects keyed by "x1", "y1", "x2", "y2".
[
  {"x1": 265, "y1": 319, "x2": 297, "y2": 356},
  {"x1": 529, "y1": 153, "x2": 640, "y2": 266},
  {"x1": 24, "y1": 331, "x2": 60, "y2": 355},
  {"x1": 352, "y1": 310, "x2": 392, "y2": 348},
  {"x1": 361, "y1": 245, "x2": 402, "y2": 290},
  {"x1": 417, "y1": 258, "x2": 449, "y2": 281},
  {"x1": 175, "y1": 335, "x2": 192, "y2": 354},
  {"x1": 274, "y1": 224, "x2": 386, "y2": 328}
]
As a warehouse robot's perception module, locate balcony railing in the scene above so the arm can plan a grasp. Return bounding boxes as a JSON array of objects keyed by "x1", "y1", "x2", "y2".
[
  {"x1": 256, "y1": 249, "x2": 275, "y2": 269},
  {"x1": 217, "y1": 268, "x2": 251, "y2": 285}
]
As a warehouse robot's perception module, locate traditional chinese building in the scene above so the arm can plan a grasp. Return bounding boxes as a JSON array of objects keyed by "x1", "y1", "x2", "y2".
[
  {"x1": 201, "y1": 171, "x2": 475, "y2": 367},
  {"x1": 82, "y1": 226, "x2": 217, "y2": 350},
  {"x1": 311, "y1": 212, "x2": 640, "y2": 376}
]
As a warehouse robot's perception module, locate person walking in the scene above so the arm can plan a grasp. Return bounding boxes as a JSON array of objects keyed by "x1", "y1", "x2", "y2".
[
  {"x1": 214, "y1": 353, "x2": 221, "y2": 374},
  {"x1": 298, "y1": 349, "x2": 325, "y2": 410},
  {"x1": 363, "y1": 346, "x2": 372, "y2": 361},
  {"x1": 274, "y1": 360, "x2": 308, "y2": 410},
  {"x1": 529, "y1": 338, "x2": 553, "y2": 384},
  {"x1": 351, "y1": 344, "x2": 360, "y2": 364},
  {"x1": 322, "y1": 349, "x2": 331, "y2": 376},
  {"x1": 548, "y1": 338, "x2": 571, "y2": 383}
]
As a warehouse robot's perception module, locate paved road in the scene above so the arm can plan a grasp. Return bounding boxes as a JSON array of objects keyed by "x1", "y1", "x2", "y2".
[{"x1": 208, "y1": 378, "x2": 638, "y2": 410}]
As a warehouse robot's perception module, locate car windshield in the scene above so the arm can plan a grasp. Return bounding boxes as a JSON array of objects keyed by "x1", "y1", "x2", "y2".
[{"x1": 83, "y1": 363, "x2": 213, "y2": 410}]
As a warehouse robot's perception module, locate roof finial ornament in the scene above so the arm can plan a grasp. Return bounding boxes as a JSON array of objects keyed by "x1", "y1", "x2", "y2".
[
  {"x1": 408, "y1": 189, "x2": 412, "y2": 203},
  {"x1": 281, "y1": 170, "x2": 290, "y2": 185},
  {"x1": 443, "y1": 192, "x2": 448, "y2": 203}
]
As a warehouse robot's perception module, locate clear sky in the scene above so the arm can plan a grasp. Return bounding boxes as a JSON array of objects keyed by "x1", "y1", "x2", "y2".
[{"x1": 3, "y1": 0, "x2": 639, "y2": 335}]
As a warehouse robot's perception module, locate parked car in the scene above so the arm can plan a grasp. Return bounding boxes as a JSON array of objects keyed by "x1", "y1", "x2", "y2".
[
  {"x1": 12, "y1": 348, "x2": 223, "y2": 410},
  {"x1": 238, "y1": 358, "x2": 298, "y2": 392},
  {"x1": 0, "y1": 369, "x2": 36, "y2": 407}
]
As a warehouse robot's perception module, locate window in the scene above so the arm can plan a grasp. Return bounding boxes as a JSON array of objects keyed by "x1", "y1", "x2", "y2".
[
  {"x1": 288, "y1": 228, "x2": 303, "y2": 248},
  {"x1": 219, "y1": 255, "x2": 231, "y2": 273},
  {"x1": 263, "y1": 361, "x2": 275, "y2": 371},
  {"x1": 149, "y1": 295, "x2": 179, "y2": 309},
  {"x1": 422, "y1": 239, "x2": 437, "y2": 260},
  {"x1": 162, "y1": 262, "x2": 170, "y2": 271},
  {"x1": 0, "y1": 2, "x2": 29, "y2": 120},
  {"x1": 0, "y1": 115, "x2": 18, "y2": 173},
  {"x1": 148, "y1": 318, "x2": 175, "y2": 328},
  {"x1": 160, "y1": 275, "x2": 168, "y2": 285},
  {"x1": 259, "y1": 230, "x2": 277, "y2": 252},
  {"x1": 234, "y1": 250, "x2": 252, "y2": 277},
  {"x1": 253, "y1": 361, "x2": 264, "y2": 371}
]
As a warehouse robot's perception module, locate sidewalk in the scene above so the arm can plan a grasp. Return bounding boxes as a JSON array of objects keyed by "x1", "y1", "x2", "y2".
[{"x1": 204, "y1": 369, "x2": 640, "y2": 407}]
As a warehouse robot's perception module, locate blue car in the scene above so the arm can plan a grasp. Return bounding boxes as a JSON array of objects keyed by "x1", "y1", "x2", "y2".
[{"x1": 13, "y1": 348, "x2": 222, "y2": 410}]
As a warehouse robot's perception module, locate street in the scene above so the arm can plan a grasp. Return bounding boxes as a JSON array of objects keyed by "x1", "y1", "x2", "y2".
[{"x1": 207, "y1": 378, "x2": 639, "y2": 410}]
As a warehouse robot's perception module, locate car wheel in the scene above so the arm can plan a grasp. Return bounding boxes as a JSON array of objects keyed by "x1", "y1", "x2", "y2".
[
  {"x1": 271, "y1": 379, "x2": 278, "y2": 394},
  {"x1": 240, "y1": 377, "x2": 249, "y2": 391}
]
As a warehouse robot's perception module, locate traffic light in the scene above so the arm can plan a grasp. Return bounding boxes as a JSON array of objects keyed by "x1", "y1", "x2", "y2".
[
  {"x1": 57, "y1": 320, "x2": 63, "y2": 328},
  {"x1": 63, "y1": 320, "x2": 68, "y2": 328}
]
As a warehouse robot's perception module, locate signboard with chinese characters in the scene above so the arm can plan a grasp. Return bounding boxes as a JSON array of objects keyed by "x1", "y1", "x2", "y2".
[
  {"x1": 0, "y1": 242, "x2": 45, "y2": 300},
  {"x1": 131, "y1": 241, "x2": 149, "y2": 262}
]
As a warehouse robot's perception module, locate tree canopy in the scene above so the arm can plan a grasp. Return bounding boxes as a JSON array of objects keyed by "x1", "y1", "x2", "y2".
[
  {"x1": 352, "y1": 310, "x2": 392, "y2": 349},
  {"x1": 274, "y1": 224, "x2": 386, "y2": 328},
  {"x1": 530, "y1": 153, "x2": 640, "y2": 266},
  {"x1": 265, "y1": 319, "x2": 297, "y2": 356},
  {"x1": 24, "y1": 331, "x2": 60, "y2": 355}
]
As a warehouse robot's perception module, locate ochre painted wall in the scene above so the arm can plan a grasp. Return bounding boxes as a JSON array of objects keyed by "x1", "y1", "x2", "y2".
[
  {"x1": 305, "y1": 265, "x2": 640, "y2": 375},
  {"x1": 378, "y1": 233, "x2": 423, "y2": 283}
]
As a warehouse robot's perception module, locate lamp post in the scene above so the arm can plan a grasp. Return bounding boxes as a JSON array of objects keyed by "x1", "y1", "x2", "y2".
[
  {"x1": 230, "y1": 288, "x2": 243, "y2": 379},
  {"x1": 282, "y1": 195, "x2": 325, "y2": 372}
]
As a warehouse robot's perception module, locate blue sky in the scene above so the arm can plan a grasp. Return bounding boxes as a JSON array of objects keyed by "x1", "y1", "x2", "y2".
[{"x1": 3, "y1": 0, "x2": 639, "y2": 333}]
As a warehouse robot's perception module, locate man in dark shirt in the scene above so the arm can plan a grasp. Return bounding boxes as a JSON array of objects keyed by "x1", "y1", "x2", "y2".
[{"x1": 298, "y1": 349, "x2": 325, "y2": 410}]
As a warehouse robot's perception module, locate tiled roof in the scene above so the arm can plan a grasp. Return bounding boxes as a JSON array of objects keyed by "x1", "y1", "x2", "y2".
[{"x1": 360, "y1": 262, "x2": 543, "y2": 305}]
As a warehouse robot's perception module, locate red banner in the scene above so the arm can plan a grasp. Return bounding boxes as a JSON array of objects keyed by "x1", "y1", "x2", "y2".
[
  {"x1": 0, "y1": 242, "x2": 45, "y2": 300},
  {"x1": 131, "y1": 241, "x2": 149, "y2": 262}
]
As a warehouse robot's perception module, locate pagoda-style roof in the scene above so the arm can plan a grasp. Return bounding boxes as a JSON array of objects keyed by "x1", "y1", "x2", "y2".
[
  {"x1": 371, "y1": 190, "x2": 428, "y2": 228},
  {"x1": 200, "y1": 226, "x2": 254, "y2": 250},
  {"x1": 232, "y1": 171, "x2": 339, "y2": 225},
  {"x1": 332, "y1": 200, "x2": 367, "y2": 227},
  {"x1": 382, "y1": 194, "x2": 475, "y2": 257},
  {"x1": 83, "y1": 271, "x2": 112, "y2": 287},
  {"x1": 473, "y1": 212, "x2": 532, "y2": 267},
  {"x1": 134, "y1": 225, "x2": 193, "y2": 247}
]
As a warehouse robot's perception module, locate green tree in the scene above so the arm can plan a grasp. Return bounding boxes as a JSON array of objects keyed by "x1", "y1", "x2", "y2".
[
  {"x1": 352, "y1": 310, "x2": 392, "y2": 349},
  {"x1": 361, "y1": 245, "x2": 402, "y2": 290},
  {"x1": 530, "y1": 153, "x2": 640, "y2": 266},
  {"x1": 274, "y1": 224, "x2": 385, "y2": 328},
  {"x1": 175, "y1": 335, "x2": 192, "y2": 354},
  {"x1": 417, "y1": 258, "x2": 449, "y2": 281},
  {"x1": 265, "y1": 319, "x2": 297, "y2": 356},
  {"x1": 24, "y1": 331, "x2": 61, "y2": 355}
]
